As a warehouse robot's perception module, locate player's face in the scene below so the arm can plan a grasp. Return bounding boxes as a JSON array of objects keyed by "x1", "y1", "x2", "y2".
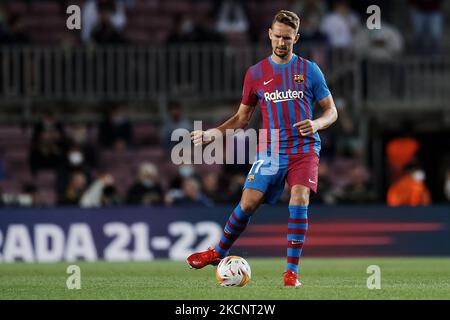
[{"x1": 269, "y1": 22, "x2": 299, "y2": 59}]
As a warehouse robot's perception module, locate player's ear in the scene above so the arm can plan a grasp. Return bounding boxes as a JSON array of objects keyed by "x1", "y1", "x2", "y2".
[
  {"x1": 268, "y1": 28, "x2": 273, "y2": 40},
  {"x1": 294, "y1": 33, "x2": 300, "y2": 44}
]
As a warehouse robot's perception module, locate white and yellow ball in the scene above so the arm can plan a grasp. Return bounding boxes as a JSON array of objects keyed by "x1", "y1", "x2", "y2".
[{"x1": 216, "y1": 256, "x2": 251, "y2": 287}]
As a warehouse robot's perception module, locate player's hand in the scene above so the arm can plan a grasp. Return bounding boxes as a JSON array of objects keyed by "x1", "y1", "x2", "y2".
[
  {"x1": 191, "y1": 130, "x2": 213, "y2": 146},
  {"x1": 293, "y1": 120, "x2": 320, "y2": 136}
]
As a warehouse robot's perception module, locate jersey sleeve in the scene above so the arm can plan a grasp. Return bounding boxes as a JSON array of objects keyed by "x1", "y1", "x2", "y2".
[
  {"x1": 241, "y1": 68, "x2": 258, "y2": 107},
  {"x1": 310, "y1": 62, "x2": 331, "y2": 102}
]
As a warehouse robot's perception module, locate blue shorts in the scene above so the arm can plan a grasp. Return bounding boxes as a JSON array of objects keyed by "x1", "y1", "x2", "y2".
[{"x1": 243, "y1": 152, "x2": 320, "y2": 205}]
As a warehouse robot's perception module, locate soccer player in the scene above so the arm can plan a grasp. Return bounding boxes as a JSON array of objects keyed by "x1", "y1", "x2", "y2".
[{"x1": 186, "y1": 10, "x2": 338, "y2": 287}]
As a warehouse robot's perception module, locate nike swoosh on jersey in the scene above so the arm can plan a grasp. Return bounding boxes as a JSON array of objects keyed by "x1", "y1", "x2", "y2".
[{"x1": 263, "y1": 79, "x2": 273, "y2": 85}]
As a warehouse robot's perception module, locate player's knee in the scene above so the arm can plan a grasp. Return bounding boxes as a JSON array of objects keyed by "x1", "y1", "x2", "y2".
[
  {"x1": 240, "y1": 200, "x2": 259, "y2": 213},
  {"x1": 290, "y1": 193, "x2": 309, "y2": 206}
]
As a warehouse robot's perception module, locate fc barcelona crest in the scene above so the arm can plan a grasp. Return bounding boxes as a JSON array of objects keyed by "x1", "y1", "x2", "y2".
[{"x1": 294, "y1": 74, "x2": 304, "y2": 84}]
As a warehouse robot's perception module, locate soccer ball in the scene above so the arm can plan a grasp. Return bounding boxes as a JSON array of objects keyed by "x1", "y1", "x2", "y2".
[{"x1": 215, "y1": 256, "x2": 251, "y2": 287}]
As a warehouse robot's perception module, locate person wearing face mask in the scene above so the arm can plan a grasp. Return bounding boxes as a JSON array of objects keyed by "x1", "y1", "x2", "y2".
[
  {"x1": 67, "y1": 124, "x2": 98, "y2": 169},
  {"x1": 387, "y1": 163, "x2": 431, "y2": 207},
  {"x1": 126, "y1": 162, "x2": 163, "y2": 206},
  {"x1": 57, "y1": 124, "x2": 97, "y2": 199}
]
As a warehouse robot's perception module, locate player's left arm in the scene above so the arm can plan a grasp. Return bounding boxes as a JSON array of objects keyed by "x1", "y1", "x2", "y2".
[
  {"x1": 294, "y1": 95, "x2": 338, "y2": 136},
  {"x1": 293, "y1": 62, "x2": 338, "y2": 136}
]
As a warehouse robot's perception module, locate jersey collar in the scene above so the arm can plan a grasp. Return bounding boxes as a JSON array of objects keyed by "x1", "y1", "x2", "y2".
[{"x1": 268, "y1": 53, "x2": 297, "y2": 68}]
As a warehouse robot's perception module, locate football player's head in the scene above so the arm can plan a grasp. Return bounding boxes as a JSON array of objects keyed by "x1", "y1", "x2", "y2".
[{"x1": 269, "y1": 10, "x2": 300, "y2": 59}]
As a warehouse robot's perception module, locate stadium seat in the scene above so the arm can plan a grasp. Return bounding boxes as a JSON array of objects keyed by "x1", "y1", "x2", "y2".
[
  {"x1": 29, "y1": 2, "x2": 61, "y2": 15},
  {"x1": 36, "y1": 171, "x2": 57, "y2": 189},
  {"x1": 161, "y1": 0, "x2": 191, "y2": 15},
  {"x1": 38, "y1": 188, "x2": 57, "y2": 206},
  {"x1": 0, "y1": 180, "x2": 21, "y2": 194},
  {"x1": 135, "y1": 147, "x2": 166, "y2": 162},
  {"x1": 133, "y1": 122, "x2": 160, "y2": 145}
]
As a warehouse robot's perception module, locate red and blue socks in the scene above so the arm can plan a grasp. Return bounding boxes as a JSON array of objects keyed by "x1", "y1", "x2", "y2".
[
  {"x1": 215, "y1": 204, "x2": 253, "y2": 258},
  {"x1": 286, "y1": 205, "x2": 308, "y2": 274}
]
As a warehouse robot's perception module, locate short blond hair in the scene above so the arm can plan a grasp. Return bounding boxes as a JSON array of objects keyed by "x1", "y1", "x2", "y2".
[{"x1": 272, "y1": 10, "x2": 300, "y2": 33}]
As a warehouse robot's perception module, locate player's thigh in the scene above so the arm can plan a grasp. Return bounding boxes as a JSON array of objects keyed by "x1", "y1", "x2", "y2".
[
  {"x1": 240, "y1": 188, "x2": 265, "y2": 213},
  {"x1": 289, "y1": 184, "x2": 310, "y2": 206}
]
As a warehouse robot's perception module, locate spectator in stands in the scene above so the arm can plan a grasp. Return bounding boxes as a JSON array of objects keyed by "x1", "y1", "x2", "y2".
[
  {"x1": 387, "y1": 163, "x2": 431, "y2": 206},
  {"x1": 60, "y1": 29, "x2": 82, "y2": 49},
  {"x1": 335, "y1": 166, "x2": 377, "y2": 204},
  {"x1": 0, "y1": 13, "x2": 31, "y2": 44},
  {"x1": 29, "y1": 110, "x2": 67, "y2": 175},
  {"x1": 173, "y1": 177, "x2": 213, "y2": 207},
  {"x1": 58, "y1": 170, "x2": 88, "y2": 206},
  {"x1": 353, "y1": 21, "x2": 403, "y2": 61},
  {"x1": 409, "y1": 0, "x2": 444, "y2": 54},
  {"x1": 333, "y1": 98, "x2": 358, "y2": 154},
  {"x1": 386, "y1": 134, "x2": 420, "y2": 183},
  {"x1": 224, "y1": 173, "x2": 246, "y2": 204},
  {"x1": 82, "y1": 0, "x2": 126, "y2": 43},
  {"x1": 90, "y1": 4, "x2": 127, "y2": 45},
  {"x1": 19, "y1": 183, "x2": 40, "y2": 208},
  {"x1": 126, "y1": 162, "x2": 164, "y2": 206},
  {"x1": 0, "y1": 183, "x2": 40, "y2": 208},
  {"x1": 98, "y1": 104, "x2": 133, "y2": 150},
  {"x1": 291, "y1": 0, "x2": 327, "y2": 45},
  {"x1": 320, "y1": 0, "x2": 360, "y2": 49},
  {"x1": 166, "y1": 14, "x2": 196, "y2": 45},
  {"x1": 67, "y1": 124, "x2": 98, "y2": 169},
  {"x1": 166, "y1": 163, "x2": 196, "y2": 204},
  {"x1": 161, "y1": 101, "x2": 192, "y2": 151},
  {"x1": 56, "y1": 124, "x2": 97, "y2": 196},
  {"x1": 328, "y1": 141, "x2": 371, "y2": 196},
  {"x1": 80, "y1": 173, "x2": 122, "y2": 207},
  {"x1": 354, "y1": 21, "x2": 404, "y2": 100},
  {"x1": 311, "y1": 160, "x2": 335, "y2": 204},
  {"x1": 193, "y1": 13, "x2": 226, "y2": 44},
  {"x1": 168, "y1": 163, "x2": 195, "y2": 189},
  {"x1": 201, "y1": 172, "x2": 225, "y2": 204},
  {"x1": 215, "y1": 0, "x2": 250, "y2": 36}
]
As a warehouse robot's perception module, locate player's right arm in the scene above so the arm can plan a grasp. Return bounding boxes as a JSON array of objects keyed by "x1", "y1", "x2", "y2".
[
  {"x1": 191, "y1": 103, "x2": 256, "y2": 146},
  {"x1": 192, "y1": 68, "x2": 257, "y2": 146}
]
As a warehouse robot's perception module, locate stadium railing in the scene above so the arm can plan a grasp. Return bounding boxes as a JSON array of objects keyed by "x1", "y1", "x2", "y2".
[
  {"x1": 364, "y1": 56, "x2": 450, "y2": 111},
  {"x1": 1, "y1": 45, "x2": 449, "y2": 117},
  {"x1": 0, "y1": 45, "x2": 353, "y2": 102}
]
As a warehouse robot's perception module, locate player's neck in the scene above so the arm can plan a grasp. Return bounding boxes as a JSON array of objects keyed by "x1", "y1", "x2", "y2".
[{"x1": 271, "y1": 52, "x2": 294, "y2": 65}]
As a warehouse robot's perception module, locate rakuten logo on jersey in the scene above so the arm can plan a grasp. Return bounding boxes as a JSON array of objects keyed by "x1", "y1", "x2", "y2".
[{"x1": 264, "y1": 89, "x2": 304, "y2": 103}]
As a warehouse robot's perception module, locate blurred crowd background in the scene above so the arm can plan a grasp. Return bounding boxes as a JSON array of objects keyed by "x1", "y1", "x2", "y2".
[{"x1": 0, "y1": 0, "x2": 449, "y2": 208}]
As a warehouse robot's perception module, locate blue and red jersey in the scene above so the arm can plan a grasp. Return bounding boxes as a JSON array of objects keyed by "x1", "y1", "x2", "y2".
[{"x1": 241, "y1": 54, "x2": 330, "y2": 156}]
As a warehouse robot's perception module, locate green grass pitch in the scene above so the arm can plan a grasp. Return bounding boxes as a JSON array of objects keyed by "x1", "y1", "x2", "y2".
[{"x1": 1, "y1": 258, "x2": 449, "y2": 299}]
